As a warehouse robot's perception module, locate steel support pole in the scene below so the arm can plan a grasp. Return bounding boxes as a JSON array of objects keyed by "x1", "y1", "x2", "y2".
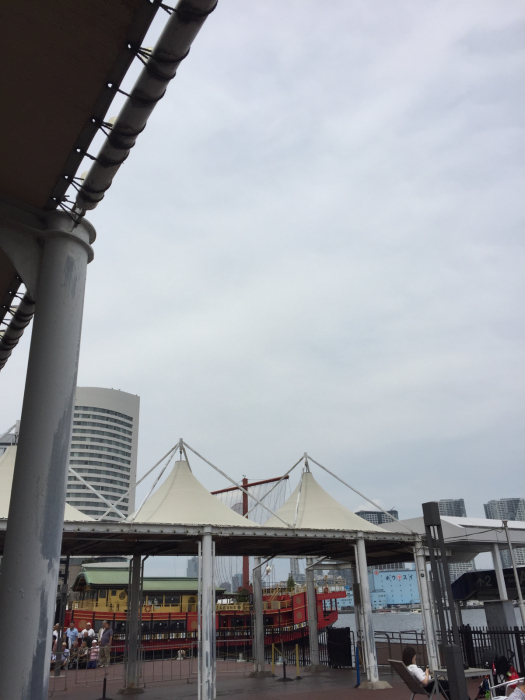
[
  {"x1": 491, "y1": 543, "x2": 508, "y2": 601},
  {"x1": 306, "y1": 557, "x2": 320, "y2": 667},
  {"x1": 502, "y1": 520, "x2": 525, "y2": 626},
  {"x1": 356, "y1": 535, "x2": 380, "y2": 685},
  {"x1": 0, "y1": 217, "x2": 94, "y2": 700},
  {"x1": 121, "y1": 553, "x2": 144, "y2": 694},
  {"x1": 414, "y1": 542, "x2": 439, "y2": 671},
  {"x1": 200, "y1": 529, "x2": 214, "y2": 700},
  {"x1": 253, "y1": 557, "x2": 265, "y2": 673}
]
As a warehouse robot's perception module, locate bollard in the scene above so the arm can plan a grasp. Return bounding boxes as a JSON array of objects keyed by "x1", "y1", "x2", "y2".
[
  {"x1": 96, "y1": 676, "x2": 114, "y2": 700},
  {"x1": 277, "y1": 653, "x2": 294, "y2": 682},
  {"x1": 295, "y1": 644, "x2": 302, "y2": 680}
]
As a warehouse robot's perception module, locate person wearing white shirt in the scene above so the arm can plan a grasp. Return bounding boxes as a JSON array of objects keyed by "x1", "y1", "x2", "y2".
[{"x1": 403, "y1": 646, "x2": 451, "y2": 700}]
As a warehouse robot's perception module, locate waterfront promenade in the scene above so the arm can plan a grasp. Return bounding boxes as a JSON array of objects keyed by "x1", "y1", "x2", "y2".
[{"x1": 48, "y1": 661, "x2": 487, "y2": 699}]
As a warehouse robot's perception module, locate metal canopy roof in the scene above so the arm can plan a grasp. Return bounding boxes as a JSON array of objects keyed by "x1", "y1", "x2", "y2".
[
  {"x1": 382, "y1": 515, "x2": 525, "y2": 560},
  {"x1": 0, "y1": 519, "x2": 417, "y2": 564},
  {"x1": 0, "y1": 0, "x2": 159, "y2": 211}
]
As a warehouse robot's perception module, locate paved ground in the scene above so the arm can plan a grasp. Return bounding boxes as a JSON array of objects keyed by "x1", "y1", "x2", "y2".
[{"x1": 47, "y1": 662, "x2": 486, "y2": 699}]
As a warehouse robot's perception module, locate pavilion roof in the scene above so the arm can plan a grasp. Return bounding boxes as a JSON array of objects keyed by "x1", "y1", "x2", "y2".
[
  {"x1": 130, "y1": 459, "x2": 260, "y2": 528},
  {"x1": 263, "y1": 469, "x2": 387, "y2": 533},
  {"x1": 0, "y1": 446, "x2": 93, "y2": 522}
]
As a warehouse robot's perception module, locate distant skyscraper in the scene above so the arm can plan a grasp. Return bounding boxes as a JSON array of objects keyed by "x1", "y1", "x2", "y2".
[
  {"x1": 438, "y1": 500, "x2": 475, "y2": 581},
  {"x1": 290, "y1": 558, "x2": 300, "y2": 579},
  {"x1": 355, "y1": 509, "x2": 399, "y2": 525},
  {"x1": 187, "y1": 557, "x2": 198, "y2": 578},
  {"x1": 66, "y1": 387, "x2": 140, "y2": 520},
  {"x1": 484, "y1": 498, "x2": 525, "y2": 567},
  {"x1": 357, "y1": 510, "x2": 403, "y2": 571},
  {"x1": 438, "y1": 499, "x2": 467, "y2": 517}
]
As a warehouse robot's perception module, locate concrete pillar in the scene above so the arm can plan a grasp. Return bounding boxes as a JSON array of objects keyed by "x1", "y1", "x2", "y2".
[
  {"x1": 251, "y1": 557, "x2": 270, "y2": 676},
  {"x1": 491, "y1": 544, "x2": 508, "y2": 600},
  {"x1": 356, "y1": 535, "x2": 391, "y2": 689},
  {"x1": 414, "y1": 543, "x2": 439, "y2": 671},
  {"x1": 119, "y1": 553, "x2": 144, "y2": 694},
  {"x1": 306, "y1": 557, "x2": 322, "y2": 670},
  {"x1": 200, "y1": 529, "x2": 214, "y2": 700},
  {"x1": 352, "y1": 559, "x2": 368, "y2": 674},
  {"x1": 0, "y1": 216, "x2": 94, "y2": 700}
]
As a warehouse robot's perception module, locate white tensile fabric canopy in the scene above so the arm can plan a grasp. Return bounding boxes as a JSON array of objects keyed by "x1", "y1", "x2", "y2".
[
  {"x1": 263, "y1": 468, "x2": 387, "y2": 532},
  {"x1": 129, "y1": 459, "x2": 260, "y2": 527},
  {"x1": 0, "y1": 446, "x2": 93, "y2": 521}
]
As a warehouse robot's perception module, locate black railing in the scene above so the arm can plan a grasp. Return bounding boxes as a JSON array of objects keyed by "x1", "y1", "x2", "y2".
[{"x1": 457, "y1": 625, "x2": 525, "y2": 676}]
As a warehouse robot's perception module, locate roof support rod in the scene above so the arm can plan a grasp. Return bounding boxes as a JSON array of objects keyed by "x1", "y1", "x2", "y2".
[
  {"x1": 183, "y1": 440, "x2": 292, "y2": 528},
  {"x1": 0, "y1": 424, "x2": 17, "y2": 442},
  {"x1": 69, "y1": 467, "x2": 126, "y2": 519},
  {"x1": 128, "y1": 446, "x2": 178, "y2": 523},
  {"x1": 245, "y1": 455, "x2": 304, "y2": 518},
  {"x1": 305, "y1": 453, "x2": 415, "y2": 534},
  {"x1": 98, "y1": 443, "x2": 179, "y2": 520},
  {"x1": 74, "y1": 0, "x2": 217, "y2": 216}
]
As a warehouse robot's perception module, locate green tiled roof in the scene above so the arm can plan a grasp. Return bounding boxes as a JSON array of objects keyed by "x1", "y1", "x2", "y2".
[{"x1": 73, "y1": 567, "x2": 224, "y2": 593}]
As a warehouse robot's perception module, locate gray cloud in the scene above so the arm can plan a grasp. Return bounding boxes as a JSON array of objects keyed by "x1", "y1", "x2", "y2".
[{"x1": 1, "y1": 2, "x2": 523, "y2": 578}]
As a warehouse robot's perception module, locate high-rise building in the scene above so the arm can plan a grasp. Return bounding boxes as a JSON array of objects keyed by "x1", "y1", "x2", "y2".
[
  {"x1": 437, "y1": 500, "x2": 475, "y2": 581},
  {"x1": 232, "y1": 573, "x2": 243, "y2": 591},
  {"x1": 438, "y1": 499, "x2": 467, "y2": 517},
  {"x1": 355, "y1": 509, "x2": 399, "y2": 526},
  {"x1": 290, "y1": 558, "x2": 300, "y2": 580},
  {"x1": 66, "y1": 387, "x2": 140, "y2": 520},
  {"x1": 187, "y1": 557, "x2": 198, "y2": 578},
  {"x1": 484, "y1": 498, "x2": 525, "y2": 567},
  {"x1": 356, "y1": 510, "x2": 403, "y2": 571}
]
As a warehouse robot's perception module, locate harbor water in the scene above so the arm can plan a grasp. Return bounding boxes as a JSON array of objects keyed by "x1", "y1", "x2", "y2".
[{"x1": 334, "y1": 608, "x2": 488, "y2": 633}]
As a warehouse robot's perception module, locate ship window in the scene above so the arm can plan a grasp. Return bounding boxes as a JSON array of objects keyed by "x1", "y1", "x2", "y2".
[
  {"x1": 153, "y1": 620, "x2": 168, "y2": 633},
  {"x1": 165, "y1": 595, "x2": 180, "y2": 606},
  {"x1": 232, "y1": 617, "x2": 244, "y2": 627},
  {"x1": 114, "y1": 621, "x2": 126, "y2": 634},
  {"x1": 99, "y1": 590, "x2": 107, "y2": 599},
  {"x1": 111, "y1": 590, "x2": 117, "y2": 596},
  {"x1": 140, "y1": 621, "x2": 151, "y2": 634},
  {"x1": 170, "y1": 619, "x2": 186, "y2": 632}
]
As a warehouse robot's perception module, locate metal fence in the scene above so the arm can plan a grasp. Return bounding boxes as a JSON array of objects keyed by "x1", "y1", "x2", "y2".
[{"x1": 458, "y1": 626, "x2": 525, "y2": 676}]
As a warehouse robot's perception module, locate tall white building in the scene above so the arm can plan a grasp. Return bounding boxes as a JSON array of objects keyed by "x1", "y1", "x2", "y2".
[
  {"x1": 484, "y1": 498, "x2": 525, "y2": 567},
  {"x1": 66, "y1": 387, "x2": 140, "y2": 520}
]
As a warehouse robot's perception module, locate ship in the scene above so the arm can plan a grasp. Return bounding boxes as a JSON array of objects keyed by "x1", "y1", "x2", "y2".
[{"x1": 64, "y1": 563, "x2": 346, "y2": 652}]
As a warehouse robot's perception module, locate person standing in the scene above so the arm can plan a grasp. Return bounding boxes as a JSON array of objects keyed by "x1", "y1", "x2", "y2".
[
  {"x1": 80, "y1": 621, "x2": 96, "y2": 647},
  {"x1": 65, "y1": 621, "x2": 79, "y2": 649},
  {"x1": 87, "y1": 640, "x2": 99, "y2": 669},
  {"x1": 98, "y1": 620, "x2": 113, "y2": 668}
]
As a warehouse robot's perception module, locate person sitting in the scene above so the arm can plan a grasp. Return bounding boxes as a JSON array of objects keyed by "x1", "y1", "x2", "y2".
[
  {"x1": 403, "y1": 646, "x2": 451, "y2": 700},
  {"x1": 59, "y1": 642, "x2": 70, "y2": 670},
  {"x1": 77, "y1": 641, "x2": 89, "y2": 669},
  {"x1": 68, "y1": 641, "x2": 80, "y2": 669}
]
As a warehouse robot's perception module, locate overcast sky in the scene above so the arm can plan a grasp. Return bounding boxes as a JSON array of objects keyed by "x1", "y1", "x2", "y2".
[{"x1": 1, "y1": 1, "x2": 524, "y2": 576}]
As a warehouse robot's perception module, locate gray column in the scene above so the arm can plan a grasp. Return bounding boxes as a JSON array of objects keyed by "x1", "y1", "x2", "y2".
[
  {"x1": 120, "y1": 553, "x2": 144, "y2": 694},
  {"x1": 306, "y1": 557, "x2": 320, "y2": 668},
  {"x1": 0, "y1": 219, "x2": 94, "y2": 700},
  {"x1": 414, "y1": 543, "x2": 439, "y2": 671},
  {"x1": 356, "y1": 536, "x2": 379, "y2": 684},
  {"x1": 491, "y1": 544, "x2": 508, "y2": 600},
  {"x1": 200, "y1": 529, "x2": 214, "y2": 700},
  {"x1": 253, "y1": 557, "x2": 265, "y2": 673},
  {"x1": 352, "y1": 558, "x2": 368, "y2": 675}
]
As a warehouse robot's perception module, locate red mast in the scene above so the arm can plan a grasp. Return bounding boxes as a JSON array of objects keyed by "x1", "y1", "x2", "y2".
[{"x1": 211, "y1": 475, "x2": 289, "y2": 592}]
